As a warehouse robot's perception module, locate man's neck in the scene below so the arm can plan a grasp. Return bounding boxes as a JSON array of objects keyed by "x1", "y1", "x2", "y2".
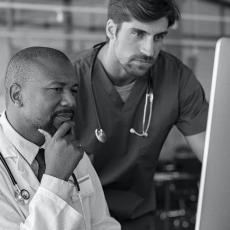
[{"x1": 97, "y1": 43, "x2": 135, "y2": 86}]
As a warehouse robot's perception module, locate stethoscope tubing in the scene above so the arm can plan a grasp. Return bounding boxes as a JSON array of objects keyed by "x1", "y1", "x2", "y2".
[
  {"x1": 89, "y1": 43, "x2": 107, "y2": 143},
  {"x1": 0, "y1": 151, "x2": 30, "y2": 204},
  {"x1": 130, "y1": 76, "x2": 154, "y2": 137},
  {"x1": 0, "y1": 152, "x2": 17, "y2": 185},
  {"x1": 89, "y1": 42, "x2": 155, "y2": 141},
  {"x1": 0, "y1": 151, "x2": 86, "y2": 223}
]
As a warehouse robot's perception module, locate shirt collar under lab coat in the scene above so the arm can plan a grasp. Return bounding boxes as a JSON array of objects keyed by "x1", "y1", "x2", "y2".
[{"x1": 0, "y1": 110, "x2": 39, "y2": 165}]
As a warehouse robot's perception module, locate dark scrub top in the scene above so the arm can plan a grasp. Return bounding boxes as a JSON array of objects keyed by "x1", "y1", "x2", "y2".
[{"x1": 70, "y1": 43, "x2": 208, "y2": 230}]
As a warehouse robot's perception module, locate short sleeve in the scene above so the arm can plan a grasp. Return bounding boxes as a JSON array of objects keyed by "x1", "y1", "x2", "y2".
[{"x1": 176, "y1": 68, "x2": 209, "y2": 136}]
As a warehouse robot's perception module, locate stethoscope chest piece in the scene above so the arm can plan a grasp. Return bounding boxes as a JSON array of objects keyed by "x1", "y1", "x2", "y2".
[
  {"x1": 95, "y1": 129, "x2": 106, "y2": 143},
  {"x1": 15, "y1": 188, "x2": 30, "y2": 205}
]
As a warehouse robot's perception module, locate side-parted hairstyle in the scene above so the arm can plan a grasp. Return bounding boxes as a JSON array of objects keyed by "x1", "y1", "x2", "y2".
[
  {"x1": 4, "y1": 47, "x2": 70, "y2": 107},
  {"x1": 108, "y1": 0, "x2": 180, "y2": 34}
]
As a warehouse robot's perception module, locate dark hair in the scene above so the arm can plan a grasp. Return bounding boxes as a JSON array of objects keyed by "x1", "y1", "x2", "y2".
[
  {"x1": 108, "y1": 0, "x2": 180, "y2": 30},
  {"x1": 4, "y1": 47, "x2": 70, "y2": 106}
]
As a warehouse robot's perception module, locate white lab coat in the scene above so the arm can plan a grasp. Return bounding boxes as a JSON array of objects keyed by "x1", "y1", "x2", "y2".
[{"x1": 0, "y1": 111, "x2": 121, "y2": 230}]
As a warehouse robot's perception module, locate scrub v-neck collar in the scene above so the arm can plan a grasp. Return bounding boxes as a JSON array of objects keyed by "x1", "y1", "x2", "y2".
[{"x1": 92, "y1": 57, "x2": 149, "y2": 112}]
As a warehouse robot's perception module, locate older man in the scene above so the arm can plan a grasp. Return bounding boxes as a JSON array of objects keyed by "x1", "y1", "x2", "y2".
[{"x1": 0, "y1": 47, "x2": 120, "y2": 230}]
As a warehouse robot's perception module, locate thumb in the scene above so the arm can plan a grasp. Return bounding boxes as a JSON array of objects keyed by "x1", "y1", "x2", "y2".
[{"x1": 38, "y1": 129, "x2": 52, "y2": 146}]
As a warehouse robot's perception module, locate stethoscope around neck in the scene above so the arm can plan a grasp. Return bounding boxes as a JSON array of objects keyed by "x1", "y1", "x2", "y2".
[
  {"x1": 130, "y1": 78, "x2": 154, "y2": 137},
  {"x1": 89, "y1": 43, "x2": 154, "y2": 143},
  {"x1": 0, "y1": 152, "x2": 30, "y2": 205}
]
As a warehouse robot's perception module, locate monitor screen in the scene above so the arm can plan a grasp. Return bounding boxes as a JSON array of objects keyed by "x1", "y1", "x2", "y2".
[{"x1": 195, "y1": 37, "x2": 230, "y2": 230}]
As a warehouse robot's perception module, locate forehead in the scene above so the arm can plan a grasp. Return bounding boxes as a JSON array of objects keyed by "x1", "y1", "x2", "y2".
[
  {"x1": 120, "y1": 17, "x2": 169, "y2": 34},
  {"x1": 30, "y1": 57, "x2": 78, "y2": 86}
]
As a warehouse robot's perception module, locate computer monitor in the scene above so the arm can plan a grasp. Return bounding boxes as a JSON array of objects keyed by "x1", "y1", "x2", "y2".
[{"x1": 195, "y1": 37, "x2": 230, "y2": 230}]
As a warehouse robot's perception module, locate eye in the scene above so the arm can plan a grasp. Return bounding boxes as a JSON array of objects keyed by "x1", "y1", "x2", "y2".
[
  {"x1": 71, "y1": 89, "x2": 78, "y2": 95},
  {"x1": 131, "y1": 30, "x2": 144, "y2": 38},
  {"x1": 154, "y1": 34, "x2": 166, "y2": 42},
  {"x1": 51, "y1": 88, "x2": 63, "y2": 92}
]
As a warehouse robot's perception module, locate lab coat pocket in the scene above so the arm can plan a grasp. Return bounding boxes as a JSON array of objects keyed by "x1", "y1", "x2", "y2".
[{"x1": 71, "y1": 174, "x2": 95, "y2": 203}]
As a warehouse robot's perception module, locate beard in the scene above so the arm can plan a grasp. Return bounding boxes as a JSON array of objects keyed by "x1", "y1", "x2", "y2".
[
  {"x1": 122, "y1": 61, "x2": 151, "y2": 78},
  {"x1": 42, "y1": 116, "x2": 57, "y2": 136},
  {"x1": 42, "y1": 108, "x2": 74, "y2": 136},
  {"x1": 114, "y1": 40, "x2": 154, "y2": 78}
]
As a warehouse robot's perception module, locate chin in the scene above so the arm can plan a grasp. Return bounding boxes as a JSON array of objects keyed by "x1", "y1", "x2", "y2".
[
  {"x1": 125, "y1": 64, "x2": 150, "y2": 77},
  {"x1": 130, "y1": 69, "x2": 149, "y2": 78},
  {"x1": 42, "y1": 122, "x2": 58, "y2": 136}
]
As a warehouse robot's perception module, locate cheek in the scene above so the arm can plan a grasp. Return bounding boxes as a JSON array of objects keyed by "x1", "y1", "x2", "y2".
[
  {"x1": 28, "y1": 98, "x2": 46, "y2": 114},
  {"x1": 116, "y1": 38, "x2": 137, "y2": 59},
  {"x1": 23, "y1": 91, "x2": 43, "y2": 110},
  {"x1": 122, "y1": 36, "x2": 136, "y2": 50},
  {"x1": 25, "y1": 98, "x2": 55, "y2": 122},
  {"x1": 31, "y1": 92, "x2": 59, "y2": 112}
]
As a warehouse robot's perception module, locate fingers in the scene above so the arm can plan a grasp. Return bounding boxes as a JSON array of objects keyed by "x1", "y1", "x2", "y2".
[
  {"x1": 77, "y1": 144, "x2": 84, "y2": 156},
  {"x1": 65, "y1": 133, "x2": 75, "y2": 142},
  {"x1": 38, "y1": 128, "x2": 52, "y2": 142},
  {"x1": 38, "y1": 121, "x2": 75, "y2": 145},
  {"x1": 53, "y1": 121, "x2": 75, "y2": 139},
  {"x1": 74, "y1": 142, "x2": 84, "y2": 162}
]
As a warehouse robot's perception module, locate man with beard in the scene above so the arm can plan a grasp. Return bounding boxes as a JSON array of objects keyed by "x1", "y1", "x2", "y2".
[
  {"x1": 70, "y1": 0, "x2": 209, "y2": 229},
  {"x1": 0, "y1": 47, "x2": 121, "y2": 229}
]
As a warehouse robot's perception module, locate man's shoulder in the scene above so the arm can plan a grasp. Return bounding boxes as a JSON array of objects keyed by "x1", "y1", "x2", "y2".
[
  {"x1": 156, "y1": 50, "x2": 193, "y2": 75},
  {"x1": 158, "y1": 50, "x2": 186, "y2": 67},
  {"x1": 69, "y1": 47, "x2": 95, "y2": 65},
  {"x1": 69, "y1": 42, "x2": 106, "y2": 67}
]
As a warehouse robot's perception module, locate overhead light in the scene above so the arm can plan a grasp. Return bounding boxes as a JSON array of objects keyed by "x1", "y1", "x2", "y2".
[{"x1": 56, "y1": 10, "x2": 64, "y2": 23}]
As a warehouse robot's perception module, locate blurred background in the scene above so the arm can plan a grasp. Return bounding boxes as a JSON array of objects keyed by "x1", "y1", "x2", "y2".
[{"x1": 0, "y1": 0, "x2": 229, "y2": 229}]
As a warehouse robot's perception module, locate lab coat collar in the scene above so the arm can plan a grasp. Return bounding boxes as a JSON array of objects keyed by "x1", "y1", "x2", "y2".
[
  {"x1": 0, "y1": 110, "x2": 40, "y2": 190},
  {"x1": 0, "y1": 110, "x2": 39, "y2": 164}
]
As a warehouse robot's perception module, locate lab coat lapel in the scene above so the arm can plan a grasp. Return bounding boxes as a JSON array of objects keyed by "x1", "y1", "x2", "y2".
[
  {"x1": 0, "y1": 127, "x2": 40, "y2": 191},
  {"x1": 3, "y1": 155, "x2": 38, "y2": 218},
  {"x1": 17, "y1": 155, "x2": 40, "y2": 191},
  {"x1": 0, "y1": 127, "x2": 38, "y2": 217}
]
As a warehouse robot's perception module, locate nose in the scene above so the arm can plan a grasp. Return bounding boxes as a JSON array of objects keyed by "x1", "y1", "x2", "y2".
[
  {"x1": 140, "y1": 37, "x2": 154, "y2": 57},
  {"x1": 60, "y1": 90, "x2": 76, "y2": 108}
]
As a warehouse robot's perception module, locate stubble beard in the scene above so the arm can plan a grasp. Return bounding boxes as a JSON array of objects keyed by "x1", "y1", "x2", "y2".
[
  {"x1": 122, "y1": 62, "x2": 151, "y2": 78},
  {"x1": 43, "y1": 117, "x2": 57, "y2": 136},
  {"x1": 42, "y1": 108, "x2": 74, "y2": 136},
  {"x1": 114, "y1": 41, "x2": 153, "y2": 79}
]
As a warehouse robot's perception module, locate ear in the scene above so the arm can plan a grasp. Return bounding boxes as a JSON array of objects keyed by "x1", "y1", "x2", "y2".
[
  {"x1": 106, "y1": 19, "x2": 117, "y2": 40},
  {"x1": 9, "y1": 83, "x2": 23, "y2": 107}
]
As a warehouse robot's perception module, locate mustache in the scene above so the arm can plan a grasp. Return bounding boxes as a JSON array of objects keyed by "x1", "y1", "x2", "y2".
[
  {"x1": 131, "y1": 54, "x2": 154, "y2": 63},
  {"x1": 52, "y1": 108, "x2": 75, "y2": 118}
]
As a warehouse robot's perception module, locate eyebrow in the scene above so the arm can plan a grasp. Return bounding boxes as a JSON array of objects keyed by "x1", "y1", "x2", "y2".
[
  {"x1": 47, "y1": 81, "x2": 79, "y2": 87},
  {"x1": 156, "y1": 31, "x2": 168, "y2": 36},
  {"x1": 131, "y1": 28, "x2": 168, "y2": 36}
]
